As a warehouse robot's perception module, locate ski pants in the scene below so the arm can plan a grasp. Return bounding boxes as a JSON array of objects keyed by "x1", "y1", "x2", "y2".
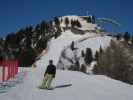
[{"x1": 41, "y1": 74, "x2": 54, "y2": 89}]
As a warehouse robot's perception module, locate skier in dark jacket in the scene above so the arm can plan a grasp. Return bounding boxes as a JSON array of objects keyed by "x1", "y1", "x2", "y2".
[
  {"x1": 40, "y1": 60, "x2": 56, "y2": 89},
  {"x1": 44, "y1": 60, "x2": 56, "y2": 78}
]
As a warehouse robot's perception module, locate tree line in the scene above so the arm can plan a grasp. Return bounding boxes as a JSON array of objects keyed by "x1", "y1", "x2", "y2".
[
  {"x1": 93, "y1": 40, "x2": 133, "y2": 84},
  {"x1": 0, "y1": 16, "x2": 83, "y2": 67}
]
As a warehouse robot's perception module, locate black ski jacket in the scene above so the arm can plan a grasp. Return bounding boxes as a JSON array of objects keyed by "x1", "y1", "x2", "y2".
[{"x1": 44, "y1": 64, "x2": 56, "y2": 78}]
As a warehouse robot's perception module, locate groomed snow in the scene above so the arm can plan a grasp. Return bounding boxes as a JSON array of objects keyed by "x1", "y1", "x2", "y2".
[
  {"x1": 0, "y1": 69, "x2": 133, "y2": 100},
  {"x1": 0, "y1": 28, "x2": 133, "y2": 100}
]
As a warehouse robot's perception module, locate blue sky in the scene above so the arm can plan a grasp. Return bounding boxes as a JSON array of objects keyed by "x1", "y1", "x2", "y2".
[{"x1": 0, "y1": 0, "x2": 133, "y2": 37}]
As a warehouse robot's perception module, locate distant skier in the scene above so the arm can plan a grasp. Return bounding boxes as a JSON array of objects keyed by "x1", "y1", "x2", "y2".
[{"x1": 39, "y1": 60, "x2": 56, "y2": 89}]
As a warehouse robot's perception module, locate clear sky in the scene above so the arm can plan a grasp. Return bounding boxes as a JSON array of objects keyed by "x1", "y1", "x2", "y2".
[{"x1": 0, "y1": 0, "x2": 133, "y2": 37}]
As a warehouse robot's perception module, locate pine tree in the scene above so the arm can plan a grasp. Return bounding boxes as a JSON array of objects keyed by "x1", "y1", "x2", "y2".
[
  {"x1": 54, "y1": 17, "x2": 60, "y2": 27},
  {"x1": 35, "y1": 24, "x2": 40, "y2": 34},
  {"x1": 124, "y1": 32, "x2": 130, "y2": 42},
  {"x1": 25, "y1": 26, "x2": 33, "y2": 38},
  {"x1": 49, "y1": 20, "x2": 53, "y2": 28},
  {"x1": 71, "y1": 20, "x2": 74, "y2": 28},
  {"x1": 36, "y1": 39, "x2": 48, "y2": 52},
  {"x1": 80, "y1": 64, "x2": 86, "y2": 73},
  {"x1": 40, "y1": 21, "x2": 48, "y2": 36},
  {"x1": 81, "y1": 50, "x2": 85, "y2": 57},
  {"x1": 25, "y1": 37, "x2": 32, "y2": 48},
  {"x1": 91, "y1": 15, "x2": 95, "y2": 24},
  {"x1": 75, "y1": 60, "x2": 80, "y2": 71},
  {"x1": 5, "y1": 33, "x2": 16, "y2": 47},
  {"x1": 116, "y1": 33, "x2": 121, "y2": 40},
  {"x1": 19, "y1": 47, "x2": 37, "y2": 67},
  {"x1": 95, "y1": 51, "x2": 99, "y2": 61},
  {"x1": 60, "y1": 18, "x2": 63, "y2": 23},
  {"x1": 76, "y1": 20, "x2": 82, "y2": 27},
  {"x1": 54, "y1": 27, "x2": 62, "y2": 39},
  {"x1": 99, "y1": 45, "x2": 103, "y2": 54},
  {"x1": 87, "y1": 16, "x2": 92, "y2": 23},
  {"x1": 25, "y1": 26, "x2": 33, "y2": 33},
  {"x1": 70, "y1": 41, "x2": 75, "y2": 51},
  {"x1": 131, "y1": 35, "x2": 133, "y2": 44},
  {"x1": 65, "y1": 17, "x2": 69, "y2": 28},
  {"x1": 84, "y1": 48, "x2": 93, "y2": 65}
]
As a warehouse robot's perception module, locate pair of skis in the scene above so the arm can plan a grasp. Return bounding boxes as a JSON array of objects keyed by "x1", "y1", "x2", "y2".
[{"x1": 38, "y1": 84, "x2": 72, "y2": 90}]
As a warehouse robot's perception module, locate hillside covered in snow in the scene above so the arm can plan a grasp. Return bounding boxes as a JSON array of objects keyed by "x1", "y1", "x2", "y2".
[{"x1": 0, "y1": 15, "x2": 133, "y2": 100}]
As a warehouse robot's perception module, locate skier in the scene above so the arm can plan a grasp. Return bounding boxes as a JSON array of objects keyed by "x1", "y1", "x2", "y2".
[{"x1": 39, "y1": 60, "x2": 56, "y2": 89}]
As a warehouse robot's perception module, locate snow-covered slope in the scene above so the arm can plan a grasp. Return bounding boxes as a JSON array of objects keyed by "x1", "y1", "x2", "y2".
[
  {"x1": 0, "y1": 70, "x2": 133, "y2": 100},
  {"x1": 37, "y1": 30, "x2": 94, "y2": 66},
  {"x1": 0, "y1": 16, "x2": 133, "y2": 100},
  {"x1": 57, "y1": 35, "x2": 112, "y2": 70}
]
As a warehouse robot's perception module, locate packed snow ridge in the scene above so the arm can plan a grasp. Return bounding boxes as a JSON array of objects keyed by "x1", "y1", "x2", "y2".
[{"x1": 0, "y1": 15, "x2": 133, "y2": 100}]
